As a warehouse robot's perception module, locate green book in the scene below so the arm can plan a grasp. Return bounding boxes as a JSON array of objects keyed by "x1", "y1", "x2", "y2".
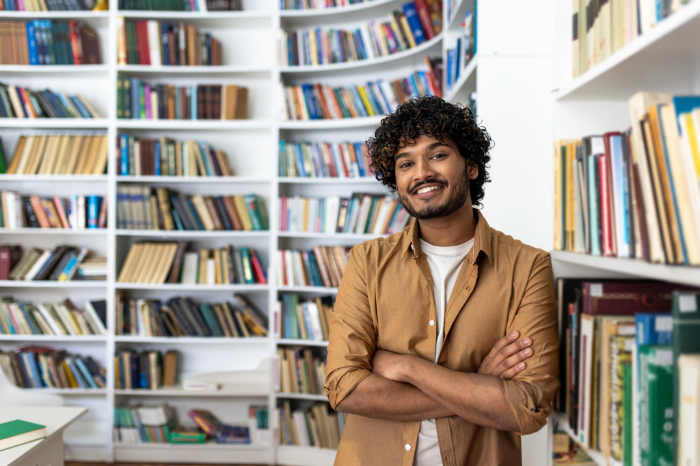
[
  {"x1": 639, "y1": 345, "x2": 674, "y2": 466},
  {"x1": 289, "y1": 293, "x2": 300, "y2": 340},
  {"x1": 0, "y1": 420, "x2": 46, "y2": 451},
  {"x1": 623, "y1": 361, "x2": 633, "y2": 466},
  {"x1": 611, "y1": 335, "x2": 634, "y2": 464},
  {"x1": 0, "y1": 136, "x2": 7, "y2": 174}
]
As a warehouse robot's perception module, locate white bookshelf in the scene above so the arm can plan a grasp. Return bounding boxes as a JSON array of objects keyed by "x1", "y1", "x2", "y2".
[
  {"x1": 549, "y1": 1, "x2": 700, "y2": 465},
  {"x1": 0, "y1": 0, "x2": 555, "y2": 465}
]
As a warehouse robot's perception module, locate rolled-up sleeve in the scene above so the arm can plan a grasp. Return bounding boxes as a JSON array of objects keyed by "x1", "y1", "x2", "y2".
[
  {"x1": 324, "y1": 246, "x2": 376, "y2": 410},
  {"x1": 500, "y1": 252, "x2": 560, "y2": 435}
]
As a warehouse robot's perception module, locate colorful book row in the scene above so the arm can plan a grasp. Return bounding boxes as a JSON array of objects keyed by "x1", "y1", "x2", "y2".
[
  {"x1": 0, "y1": 84, "x2": 100, "y2": 119},
  {"x1": 274, "y1": 293, "x2": 333, "y2": 341},
  {"x1": 279, "y1": 140, "x2": 373, "y2": 179},
  {"x1": 0, "y1": 297, "x2": 106, "y2": 336},
  {"x1": 1, "y1": 244, "x2": 103, "y2": 281},
  {"x1": 0, "y1": 20, "x2": 100, "y2": 65},
  {"x1": 1, "y1": 192, "x2": 107, "y2": 230},
  {"x1": 276, "y1": 246, "x2": 348, "y2": 288}
]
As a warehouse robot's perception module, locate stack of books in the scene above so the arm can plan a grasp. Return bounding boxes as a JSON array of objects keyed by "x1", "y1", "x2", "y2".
[
  {"x1": 279, "y1": 140, "x2": 373, "y2": 178},
  {"x1": 280, "y1": 61, "x2": 441, "y2": 120},
  {"x1": 114, "y1": 404, "x2": 175, "y2": 444},
  {"x1": 280, "y1": 193, "x2": 412, "y2": 235},
  {"x1": 556, "y1": 281, "x2": 700, "y2": 466},
  {"x1": 117, "y1": 242, "x2": 267, "y2": 285},
  {"x1": 0, "y1": 346, "x2": 106, "y2": 389},
  {"x1": 0, "y1": 84, "x2": 101, "y2": 119},
  {"x1": 278, "y1": 347, "x2": 327, "y2": 395},
  {"x1": 115, "y1": 294, "x2": 268, "y2": 337},
  {"x1": 117, "y1": 135, "x2": 233, "y2": 176},
  {"x1": 281, "y1": 0, "x2": 370, "y2": 10},
  {"x1": 571, "y1": 0, "x2": 694, "y2": 77},
  {"x1": 117, "y1": 78, "x2": 248, "y2": 120},
  {"x1": 553, "y1": 93, "x2": 700, "y2": 265},
  {"x1": 118, "y1": 0, "x2": 242, "y2": 11},
  {"x1": 279, "y1": 401, "x2": 343, "y2": 449},
  {"x1": 116, "y1": 187, "x2": 267, "y2": 231},
  {"x1": 0, "y1": 20, "x2": 100, "y2": 65},
  {"x1": 2, "y1": 245, "x2": 104, "y2": 282},
  {"x1": 5, "y1": 134, "x2": 108, "y2": 176},
  {"x1": 0, "y1": 298, "x2": 107, "y2": 336},
  {"x1": 188, "y1": 409, "x2": 251, "y2": 444},
  {"x1": 275, "y1": 294, "x2": 333, "y2": 341},
  {"x1": 279, "y1": 1, "x2": 442, "y2": 67},
  {"x1": 1, "y1": 0, "x2": 98, "y2": 10},
  {"x1": 276, "y1": 246, "x2": 349, "y2": 288},
  {"x1": 1, "y1": 192, "x2": 107, "y2": 230},
  {"x1": 114, "y1": 349, "x2": 179, "y2": 390},
  {"x1": 445, "y1": 3, "x2": 477, "y2": 93},
  {"x1": 117, "y1": 19, "x2": 223, "y2": 66}
]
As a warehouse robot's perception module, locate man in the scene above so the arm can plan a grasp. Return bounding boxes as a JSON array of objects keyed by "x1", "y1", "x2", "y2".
[{"x1": 324, "y1": 96, "x2": 559, "y2": 465}]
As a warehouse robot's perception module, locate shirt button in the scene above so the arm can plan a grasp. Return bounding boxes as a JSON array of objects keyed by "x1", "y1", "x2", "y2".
[
  {"x1": 405, "y1": 444, "x2": 411, "y2": 451},
  {"x1": 429, "y1": 320, "x2": 435, "y2": 326}
]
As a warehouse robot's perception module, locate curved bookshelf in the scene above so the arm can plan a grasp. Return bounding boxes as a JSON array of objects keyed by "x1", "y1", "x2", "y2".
[
  {"x1": 279, "y1": 0, "x2": 397, "y2": 18},
  {"x1": 279, "y1": 33, "x2": 443, "y2": 74},
  {"x1": 0, "y1": 119, "x2": 109, "y2": 129},
  {"x1": 117, "y1": 10, "x2": 272, "y2": 20},
  {"x1": 278, "y1": 115, "x2": 383, "y2": 129},
  {"x1": 117, "y1": 65, "x2": 273, "y2": 76},
  {"x1": 444, "y1": 56, "x2": 478, "y2": 103},
  {"x1": 554, "y1": 0, "x2": 700, "y2": 100}
]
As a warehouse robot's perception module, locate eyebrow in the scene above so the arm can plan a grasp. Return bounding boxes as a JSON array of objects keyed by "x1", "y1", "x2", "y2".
[{"x1": 394, "y1": 142, "x2": 449, "y2": 162}]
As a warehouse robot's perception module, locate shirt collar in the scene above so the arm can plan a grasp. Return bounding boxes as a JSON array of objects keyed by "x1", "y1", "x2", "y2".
[{"x1": 400, "y1": 209, "x2": 494, "y2": 266}]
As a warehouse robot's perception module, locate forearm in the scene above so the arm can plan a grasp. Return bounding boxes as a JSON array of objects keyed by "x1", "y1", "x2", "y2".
[
  {"x1": 335, "y1": 373, "x2": 454, "y2": 421},
  {"x1": 404, "y1": 359, "x2": 520, "y2": 432}
]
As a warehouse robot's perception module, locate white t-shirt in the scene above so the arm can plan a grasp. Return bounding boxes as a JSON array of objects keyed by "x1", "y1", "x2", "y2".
[{"x1": 413, "y1": 237, "x2": 475, "y2": 466}]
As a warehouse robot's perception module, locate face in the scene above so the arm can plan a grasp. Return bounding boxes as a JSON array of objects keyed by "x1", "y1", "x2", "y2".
[{"x1": 394, "y1": 135, "x2": 478, "y2": 220}]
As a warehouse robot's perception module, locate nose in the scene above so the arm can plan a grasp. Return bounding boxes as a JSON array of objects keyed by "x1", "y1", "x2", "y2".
[{"x1": 412, "y1": 158, "x2": 437, "y2": 187}]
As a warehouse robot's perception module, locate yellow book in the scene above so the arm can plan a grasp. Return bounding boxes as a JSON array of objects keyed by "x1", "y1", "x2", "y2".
[
  {"x1": 114, "y1": 356, "x2": 120, "y2": 389},
  {"x1": 198, "y1": 249, "x2": 208, "y2": 284},
  {"x1": 356, "y1": 86, "x2": 376, "y2": 116},
  {"x1": 400, "y1": 16, "x2": 417, "y2": 48},
  {"x1": 63, "y1": 360, "x2": 78, "y2": 388},
  {"x1": 233, "y1": 196, "x2": 253, "y2": 230}
]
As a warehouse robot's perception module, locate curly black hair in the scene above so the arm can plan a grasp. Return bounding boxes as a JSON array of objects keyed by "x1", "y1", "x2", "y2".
[{"x1": 366, "y1": 95, "x2": 493, "y2": 207}]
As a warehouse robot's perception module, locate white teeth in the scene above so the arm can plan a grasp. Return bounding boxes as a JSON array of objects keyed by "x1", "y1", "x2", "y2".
[{"x1": 416, "y1": 186, "x2": 440, "y2": 195}]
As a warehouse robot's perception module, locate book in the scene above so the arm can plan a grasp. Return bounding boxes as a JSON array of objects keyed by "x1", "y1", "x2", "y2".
[
  {"x1": 1, "y1": 192, "x2": 106, "y2": 230},
  {"x1": 5, "y1": 134, "x2": 108, "y2": 175},
  {"x1": 0, "y1": 20, "x2": 100, "y2": 65},
  {"x1": 0, "y1": 84, "x2": 101, "y2": 119},
  {"x1": 0, "y1": 298, "x2": 105, "y2": 336},
  {"x1": 3, "y1": 346, "x2": 104, "y2": 389},
  {"x1": 0, "y1": 420, "x2": 45, "y2": 451},
  {"x1": 117, "y1": 0, "x2": 242, "y2": 11},
  {"x1": 678, "y1": 354, "x2": 700, "y2": 466},
  {"x1": 278, "y1": 401, "x2": 343, "y2": 449}
]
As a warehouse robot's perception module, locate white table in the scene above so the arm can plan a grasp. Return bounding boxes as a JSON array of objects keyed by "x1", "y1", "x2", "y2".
[{"x1": 0, "y1": 407, "x2": 87, "y2": 466}]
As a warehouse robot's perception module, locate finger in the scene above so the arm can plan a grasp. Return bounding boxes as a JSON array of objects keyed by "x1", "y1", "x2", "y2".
[
  {"x1": 493, "y1": 337, "x2": 531, "y2": 366},
  {"x1": 499, "y1": 347, "x2": 534, "y2": 373},
  {"x1": 500, "y1": 362, "x2": 527, "y2": 380},
  {"x1": 488, "y1": 331, "x2": 519, "y2": 358}
]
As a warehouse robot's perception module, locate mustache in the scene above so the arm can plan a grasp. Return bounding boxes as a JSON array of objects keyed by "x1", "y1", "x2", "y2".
[{"x1": 409, "y1": 178, "x2": 448, "y2": 194}]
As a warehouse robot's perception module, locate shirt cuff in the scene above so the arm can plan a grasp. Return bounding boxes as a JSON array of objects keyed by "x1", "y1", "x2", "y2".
[
  {"x1": 324, "y1": 367, "x2": 372, "y2": 410},
  {"x1": 500, "y1": 378, "x2": 551, "y2": 435}
]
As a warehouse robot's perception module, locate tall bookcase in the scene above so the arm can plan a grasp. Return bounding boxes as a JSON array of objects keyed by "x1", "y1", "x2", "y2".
[
  {"x1": 548, "y1": 2, "x2": 700, "y2": 465},
  {"x1": 0, "y1": 0, "x2": 554, "y2": 464}
]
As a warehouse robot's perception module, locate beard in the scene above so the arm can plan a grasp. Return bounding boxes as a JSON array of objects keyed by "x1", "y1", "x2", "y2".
[{"x1": 398, "y1": 168, "x2": 470, "y2": 220}]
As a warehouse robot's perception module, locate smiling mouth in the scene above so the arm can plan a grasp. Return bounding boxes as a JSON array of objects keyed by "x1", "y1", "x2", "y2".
[{"x1": 413, "y1": 184, "x2": 445, "y2": 198}]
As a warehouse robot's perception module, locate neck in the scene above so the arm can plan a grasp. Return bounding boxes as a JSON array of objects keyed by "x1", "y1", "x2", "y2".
[{"x1": 417, "y1": 204, "x2": 477, "y2": 247}]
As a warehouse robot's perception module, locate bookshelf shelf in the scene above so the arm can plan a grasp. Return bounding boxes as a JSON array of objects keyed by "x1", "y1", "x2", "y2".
[
  {"x1": 275, "y1": 392, "x2": 328, "y2": 401},
  {"x1": 116, "y1": 175, "x2": 270, "y2": 183},
  {"x1": 0, "y1": 335, "x2": 106, "y2": 342},
  {"x1": 17, "y1": 388, "x2": 107, "y2": 396},
  {"x1": 0, "y1": 280, "x2": 107, "y2": 288},
  {"x1": 0, "y1": 228, "x2": 106, "y2": 236},
  {"x1": 114, "y1": 336, "x2": 270, "y2": 345},
  {"x1": 113, "y1": 442, "x2": 270, "y2": 464},
  {"x1": 117, "y1": 10, "x2": 272, "y2": 20},
  {"x1": 0, "y1": 11, "x2": 110, "y2": 19},
  {"x1": 115, "y1": 120, "x2": 272, "y2": 130},
  {"x1": 277, "y1": 339, "x2": 329, "y2": 347},
  {"x1": 554, "y1": 0, "x2": 700, "y2": 101},
  {"x1": 444, "y1": 56, "x2": 478, "y2": 103},
  {"x1": 114, "y1": 229, "x2": 270, "y2": 238},
  {"x1": 0, "y1": 119, "x2": 109, "y2": 129},
  {"x1": 0, "y1": 65, "x2": 109, "y2": 73},
  {"x1": 276, "y1": 445, "x2": 337, "y2": 466},
  {"x1": 0, "y1": 174, "x2": 108, "y2": 182},
  {"x1": 279, "y1": 0, "x2": 397, "y2": 18},
  {"x1": 276, "y1": 286, "x2": 338, "y2": 294},
  {"x1": 278, "y1": 177, "x2": 378, "y2": 184},
  {"x1": 117, "y1": 65, "x2": 273, "y2": 76},
  {"x1": 114, "y1": 387, "x2": 268, "y2": 397},
  {"x1": 549, "y1": 250, "x2": 700, "y2": 287},
  {"x1": 114, "y1": 283, "x2": 270, "y2": 291},
  {"x1": 550, "y1": 412, "x2": 607, "y2": 466},
  {"x1": 278, "y1": 115, "x2": 384, "y2": 129},
  {"x1": 446, "y1": 0, "x2": 466, "y2": 31},
  {"x1": 279, "y1": 33, "x2": 443, "y2": 75},
  {"x1": 278, "y1": 232, "x2": 384, "y2": 240}
]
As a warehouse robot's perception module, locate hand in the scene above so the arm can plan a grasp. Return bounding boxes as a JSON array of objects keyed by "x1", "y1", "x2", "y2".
[
  {"x1": 371, "y1": 350, "x2": 411, "y2": 382},
  {"x1": 478, "y1": 331, "x2": 533, "y2": 380}
]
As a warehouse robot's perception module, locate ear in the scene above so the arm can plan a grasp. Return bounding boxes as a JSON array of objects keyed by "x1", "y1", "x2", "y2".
[{"x1": 467, "y1": 161, "x2": 479, "y2": 180}]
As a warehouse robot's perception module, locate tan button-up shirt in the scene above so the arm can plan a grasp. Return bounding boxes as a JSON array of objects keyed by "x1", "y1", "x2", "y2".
[{"x1": 324, "y1": 210, "x2": 559, "y2": 466}]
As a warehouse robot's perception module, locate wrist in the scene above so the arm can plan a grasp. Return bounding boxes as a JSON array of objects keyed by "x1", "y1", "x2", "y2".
[{"x1": 399, "y1": 355, "x2": 421, "y2": 384}]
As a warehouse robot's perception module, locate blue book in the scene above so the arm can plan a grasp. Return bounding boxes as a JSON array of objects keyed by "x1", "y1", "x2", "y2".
[
  {"x1": 69, "y1": 95, "x2": 91, "y2": 118},
  {"x1": 455, "y1": 38, "x2": 462, "y2": 82},
  {"x1": 307, "y1": 251, "x2": 322, "y2": 286},
  {"x1": 66, "y1": 357, "x2": 87, "y2": 388},
  {"x1": 75, "y1": 358, "x2": 98, "y2": 389},
  {"x1": 120, "y1": 133, "x2": 129, "y2": 175},
  {"x1": 87, "y1": 195, "x2": 100, "y2": 229},
  {"x1": 657, "y1": 103, "x2": 688, "y2": 264},
  {"x1": 446, "y1": 49, "x2": 455, "y2": 89},
  {"x1": 190, "y1": 86, "x2": 197, "y2": 119},
  {"x1": 401, "y1": 2, "x2": 426, "y2": 45},
  {"x1": 282, "y1": 294, "x2": 292, "y2": 339},
  {"x1": 130, "y1": 78, "x2": 140, "y2": 120},
  {"x1": 588, "y1": 154, "x2": 601, "y2": 255},
  {"x1": 129, "y1": 354, "x2": 139, "y2": 389},
  {"x1": 610, "y1": 135, "x2": 631, "y2": 257},
  {"x1": 365, "y1": 84, "x2": 384, "y2": 115},
  {"x1": 417, "y1": 71, "x2": 431, "y2": 96},
  {"x1": 172, "y1": 208, "x2": 184, "y2": 230},
  {"x1": 161, "y1": 22, "x2": 170, "y2": 65},
  {"x1": 409, "y1": 74, "x2": 421, "y2": 97},
  {"x1": 153, "y1": 140, "x2": 161, "y2": 176},
  {"x1": 301, "y1": 84, "x2": 317, "y2": 119},
  {"x1": 355, "y1": 142, "x2": 366, "y2": 177},
  {"x1": 131, "y1": 189, "x2": 143, "y2": 229},
  {"x1": 294, "y1": 145, "x2": 306, "y2": 177},
  {"x1": 26, "y1": 22, "x2": 39, "y2": 65},
  {"x1": 200, "y1": 304, "x2": 223, "y2": 336},
  {"x1": 636, "y1": 313, "x2": 672, "y2": 345},
  {"x1": 348, "y1": 87, "x2": 368, "y2": 117},
  {"x1": 198, "y1": 142, "x2": 213, "y2": 175},
  {"x1": 17, "y1": 304, "x2": 39, "y2": 334},
  {"x1": 315, "y1": 28, "x2": 323, "y2": 64},
  {"x1": 185, "y1": 198, "x2": 205, "y2": 230},
  {"x1": 23, "y1": 353, "x2": 43, "y2": 388},
  {"x1": 373, "y1": 81, "x2": 392, "y2": 114}
]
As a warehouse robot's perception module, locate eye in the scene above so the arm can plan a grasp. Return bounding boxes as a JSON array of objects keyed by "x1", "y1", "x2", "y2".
[
  {"x1": 432, "y1": 153, "x2": 447, "y2": 159},
  {"x1": 398, "y1": 161, "x2": 413, "y2": 169}
]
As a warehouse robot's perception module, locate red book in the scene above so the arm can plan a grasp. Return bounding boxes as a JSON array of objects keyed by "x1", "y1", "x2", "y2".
[
  {"x1": 0, "y1": 245, "x2": 22, "y2": 280},
  {"x1": 413, "y1": 0, "x2": 436, "y2": 40},
  {"x1": 97, "y1": 196, "x2": 108, "y2": 228},
  {"x1": 598, "y1": 152, "x2": 613, "y2": 257},
  {"x1": 338, "y1": 144, "x2": 350, "y2": 177},
  {"x1": 68, "y1": 21, "x2": 82, "y2": 65},
  {"x1": 326, "y1": 143, "x2": 338, "y2": 178},
  {"x1": 602, "y1": 132, "x2": 621, "y2": 256},
  {"x1": 582, "y1": 281, "x2": 700, "y2": 315},
  {"x1": 423, "y1": 56, "x2": 442, "y2": 97},
  {"x1": 52, "y1": 196, "x2": 70, "y2": 229},
  {"x1": 136, "y1": 21, "x2": 151, "y2": 66},
  {"x1": 250, "y1": 249, "x2": 267, "y2": 284}
]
